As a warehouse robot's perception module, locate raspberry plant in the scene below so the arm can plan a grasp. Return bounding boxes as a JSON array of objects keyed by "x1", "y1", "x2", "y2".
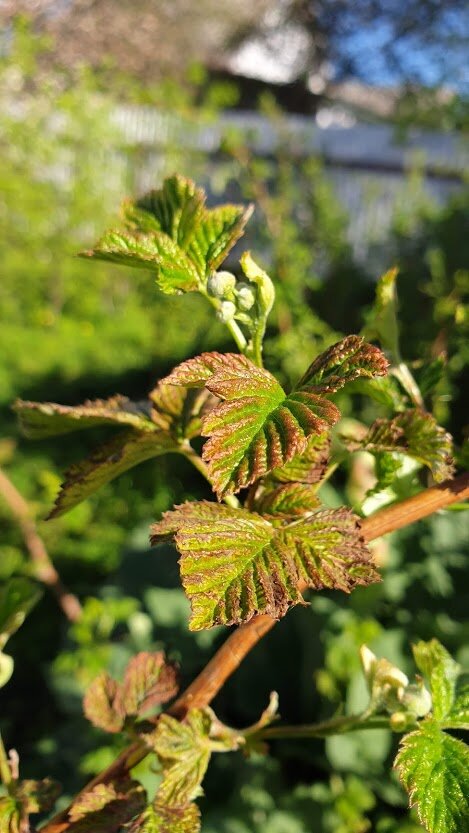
[{"x1": 1, "y1": 176, "x2": 468, "y2": 833}]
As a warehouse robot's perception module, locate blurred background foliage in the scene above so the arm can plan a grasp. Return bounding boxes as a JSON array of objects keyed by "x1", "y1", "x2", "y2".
[{"x1": 0, "y1": 14, "x2": 468, "y2": 833}]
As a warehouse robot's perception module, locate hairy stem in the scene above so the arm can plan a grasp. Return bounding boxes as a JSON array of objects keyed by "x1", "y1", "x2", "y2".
[
  {"x1": 39, "y1": 471, "x2": 469, "y2": 832},
  {"x1": 254, "y1": 713, "x2": 390, "y2": 742},
  {"x1": 0, "y1": 468, "x2": 82, "y2": 623}
]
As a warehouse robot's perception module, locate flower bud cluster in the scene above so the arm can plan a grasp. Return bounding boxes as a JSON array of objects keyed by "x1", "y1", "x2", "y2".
[
  {"x1": 207, "y1": 270, "x2": 258, "y2": 323},
  {"x1": 360, "y1": 645, "x2": 432, "y2": 727}
]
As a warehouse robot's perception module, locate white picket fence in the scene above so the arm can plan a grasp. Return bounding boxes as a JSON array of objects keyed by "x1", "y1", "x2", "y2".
[{"x1": 110, "y1": 105, "x2": 468, "y2": 264}]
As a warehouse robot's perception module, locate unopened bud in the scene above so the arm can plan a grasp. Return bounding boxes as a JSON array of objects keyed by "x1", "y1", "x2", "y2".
[
  {"x1": 389, "y1": 711, "x2": 414, "y2": 732},
  {"x1": 207, "y1": 271, "x2": 236, "y2": 299},
  {"x1": 217, "y1": 301, "x2": 237, "y2": 322},
  {"x1": 235, "y1": 283, "x2": 256, "y2": 311},
  {"x1": 399, "y1": 680, "x2": 432, "y2": 718}
]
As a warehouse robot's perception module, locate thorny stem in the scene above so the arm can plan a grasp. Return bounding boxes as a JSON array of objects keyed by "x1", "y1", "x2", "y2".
[
  {"x1": 0, "y1": 468, "x2": 82, "y2": 623},
  {"x1": 39, "y1": 471, "x2": 469, "y2": 833}
]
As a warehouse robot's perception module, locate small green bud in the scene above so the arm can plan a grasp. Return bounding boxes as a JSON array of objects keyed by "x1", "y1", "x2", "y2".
[
  {"x1": 235, "y1": 283, "x2": 256, "y2": 311},
  {"x1": 389, "y1": 710, "x2": 414, "y2": 732},
  {"x1": 217, "y1": 301, "x2": 237, "y2": 322},
  {"x1": 207, "y1": 271, "x2": 237, "y2": 299}
]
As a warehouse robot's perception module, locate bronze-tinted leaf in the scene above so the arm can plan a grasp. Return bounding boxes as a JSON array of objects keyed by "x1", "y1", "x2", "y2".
[
  {"x1": 66, "y1": 779, "x2": 146, "y2": 832},
  {"x1": 83, "y1": 672, "x2": 123, "y2": 733},
  {"x1": 347, "y1": 409, "x2": 454, "y2": 483},
  {"x1": 151, "y1": 501, "x2": 378, "y2": 630},
  {"x1": 115, "y1": 652, "x2": 179, "y2": 718},
  {"x1": 48, "y1": 429, "x2": 177, "y2": 519},
  {"x1": 267, "y1": 433, "x2": 331, "y2": 485},
  {"x1": 164, "y1": 338, "x2": 387, "y2": 497},
  {"x1": 14, "y1": 395, "x2": 154, "y2": 439},
  {"x1": 297, "y1": 335, "x2": 389, "y2": 393}
]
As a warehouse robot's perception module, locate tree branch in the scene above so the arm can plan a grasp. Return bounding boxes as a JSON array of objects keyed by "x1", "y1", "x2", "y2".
[
  {"x1": 39, "y1": 471, "x2": 469, "y2": 832},
  {"x1": 0, "y1": 467, "x2": 82, "y2": 623}
]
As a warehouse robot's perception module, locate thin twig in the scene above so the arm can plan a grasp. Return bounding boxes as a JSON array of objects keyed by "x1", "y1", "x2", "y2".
[
  {"x1": 39, "y1": 471, "x2": 469, "y2": 832},
  {"x1": 0, "y1": 467, "x2": 82, "y2": 623}
]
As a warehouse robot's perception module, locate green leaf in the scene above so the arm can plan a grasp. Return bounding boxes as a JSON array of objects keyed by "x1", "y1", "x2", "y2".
[
  {"x1": 66, "y1": 779, "x2": 146, "y2": 832},
  {"x1": 127, "y1": 801, "x2": 201, "y2": 833},
  {"x1": 362, "y1": 267, "x2": 400, "y2": 359},
  {"x1": 250, "y1": 482, "x2": 321, "y2": 518},
  {"x1": 83, "y1": 672, "x2": 123, "y2": 733},
  {"x1": 151, "y1": 501, "x2": 378, "y2": 630},
  {"x1": 188, "y1": 204, "x2": 254, "y2": 275},
  {"x1": 133, "y1": 175, "x2": 206, "y2": 248},
  {"x1": 164, "y1": 336, "x2": 388, "y2": 497},
  {"x1": 18, "y1": 385, "x2": 203, "y2": 518},
  {"x1": 0, "y1": 578, "x2": 41, "y2": 650},
  {"x1": 152, "y1": 710, "x2": 214, "y2": 807},
  {"x1": 348, "y1": 410, "x2": 454, "y2": 483},
  {"x1": 48, "y1": 429, "x2": 178, "y2": 519},
  {"x1": 443, "y1": 682, "x2": 469, "y2": 731},
  {"x1": 395, "y1": 721, "x2": 469, "y2": 833},
  {"x1": 81, "y1": 229, "x2": 200, "y2": 295},
  {"x1": 115, "y1": 651, "x2": 179, "y2": 717},
  {"x1": 83, "y1": 176, "x2": 252, "y2": 293},
  {"x1": 413, "y1": 640, "x2": 461, "y2": 722},
  {"x1": 0, "y1": 795, "x2": 21, "y2": 833},
  {"x1": 14, "y1": 395, "x2": 155, "y2": 438}
]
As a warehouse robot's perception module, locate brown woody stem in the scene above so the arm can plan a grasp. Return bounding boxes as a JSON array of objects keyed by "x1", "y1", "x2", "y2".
[
  {"x1": 0, "y1": 467, "x2": 82, "y2": 623},
  {"x1": 39, "y1": 471, "x2": 469, "y2": 832}
]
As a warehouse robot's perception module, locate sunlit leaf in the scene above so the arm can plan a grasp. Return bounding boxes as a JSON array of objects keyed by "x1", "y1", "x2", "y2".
[
  {"x1": 151, "y1": 501, "x2": 378, "y2": 630},
  {"x1": 188, "y1": 204, "x2": 253, "y2": 275},
  {"x1": 395, "y1": 721, "x2": 469, "y2": 833},
  {"x1": 48, "y1": 429, "x2": 178, "y2": 519},
  {"x1": 82, "y1": 176, "x2": 252, "y2": 294},
  {"x1": 442, "y1": 682, "x2": 469, "y2": 731},
  {"x1": 127, "y1": 801, "x2": 201, "y2": 833},
  {"x1": 413, "y1": 640, "x2": 460, "y2": 722},
  {"x1": 250, "y1": 482, "x2": 321, "y2": 518},
  {"x1": 362, "y1": 267, "x2": 400, "y2": 359},
  {"x1": 347, "y1": 410, "x2": 454, "y2": 483},
  {"x1": 13, "y1": 395, "x2": 155, "y2": 439},
  {"x1": 133, "y1": 175, "x2": 206, "y2": 248},
  {"x1": 152, "y1": 710, "x2": 214, "y2": 807},
  {"x1": 164, "y1": 337, "x2": 387, "y2": 497}
]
